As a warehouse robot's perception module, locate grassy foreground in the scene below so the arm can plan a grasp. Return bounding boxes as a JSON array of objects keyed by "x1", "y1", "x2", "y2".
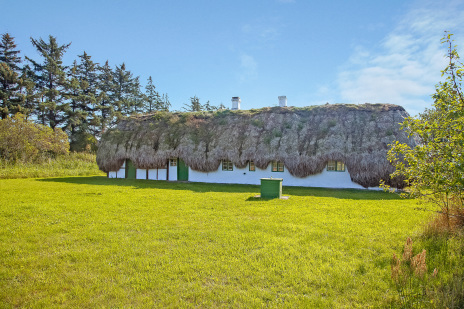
[{"x1": 0, "y1": 177, "x2": 432, "y2": 308}]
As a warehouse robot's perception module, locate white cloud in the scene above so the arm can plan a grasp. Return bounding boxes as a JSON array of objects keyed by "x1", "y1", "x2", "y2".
[{"x1": 337, "y1": 0, "x2": 464, "y2": 115}]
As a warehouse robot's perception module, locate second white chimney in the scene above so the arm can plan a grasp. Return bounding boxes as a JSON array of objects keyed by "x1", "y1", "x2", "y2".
[
  {"x1": 278, "y1": 96, "x2": 287, "y2": 107},
  {"x1": 231, "y1": 97, "x2": 241, "y2": 110}
]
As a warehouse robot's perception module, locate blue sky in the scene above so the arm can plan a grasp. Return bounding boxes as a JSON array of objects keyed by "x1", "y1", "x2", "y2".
[{"x1": 2, "y1": 0, "x2": 464, "y2": 115}]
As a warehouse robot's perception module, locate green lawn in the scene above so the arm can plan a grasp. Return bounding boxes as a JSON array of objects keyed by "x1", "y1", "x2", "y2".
[{"x1": 0, "y1": 177, "x2": 431, "y2": 308}]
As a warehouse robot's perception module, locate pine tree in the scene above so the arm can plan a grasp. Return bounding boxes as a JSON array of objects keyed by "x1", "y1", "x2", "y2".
[
  {"x1": 112, "y1": 63, "x2": 138, "y2": 120},
  {"x1": 183, "y1": 95, "x2": 203, "y2": 112},
  {"x1": 97, "y1": 60, "x2": 114, "y2": 132},
  {"x1": 26, "y1": 35, "x2": 71, "y2": 129},
  {"x1": 144, "y1": 76, "x2": 161, "y2": 112},
  {"x1": 64, "y1": 60, "x2": 87, "y2": 149},
  {"x1": 0, "y1": 33, "x2": 21, "y2": 71},
  {"x1": 182, "y1": 96, "x2": 222, "y2": 112},
  {"x1": 160, "y1": 93, "x2": 171, "y2": 111},
  {"x1": 204, "y1": 100, "x2": 216, "y2": 111},
  {"x1": 64, "y1": 52, "x2": 100, "y2": 151},
  {"x1": 18, "y1": 64, "x2": 38, "y2": 119},
  {"x1": 130, "y1": 76, "x2": 145, "y2": 114},
  {"x1": 77, "y1": 52, "x2": 99, "y2": 146},
  {"x1": 0, "y1": 33, "x2": 23, "y2": 119}
]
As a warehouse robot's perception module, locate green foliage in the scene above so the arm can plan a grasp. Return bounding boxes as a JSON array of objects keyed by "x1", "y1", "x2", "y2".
[
  {"x1": 96, "y1": 60, "x2": 115, "y2": 132},
  {"x1": 111, "y1": 62, "x2": 140, "y2": 117},
  {"x1": 144, "y1": 76, "x2": 161, "y2": 112},
  {"x1": 65, "y1": 51, "x2": 100, "y2": 146},
  {"x1": 0, "y1": 33, "x2": 28, "y2": 119},
  {"x1": 183, "y1": 95, "x2": 226, "y2": 112},
  {"x1": 386, "y1": 231, "x2": 464, "y2": 308},
  {"x1": 0, "y1": 33, "x2": 21, "y2": 71},
  {"x1": 386, "y1": 32, "x2": 464, "y2": 308},
  {"x1": 26, "y1": 35, "x2": 71, "y2": 129},
  {"x1": 388, "y1": 33, "x2": 464, "y2": 219},
  {"x1": 0, "y1": 114, "x2": 69, "y2": 163},
  {"x1": 183, "y1": 95, "x2": 203, "y2": 112},
  {"x1": 263, "y1": 135, "x2": 272, "y2": 145},
  {"x1": 1, "y1": 32, "x2": 174, "y2": 150},
  {"x1": 69, "y1": 131, "x2": 98, "y2": 152},
  {"x1": 272, "y1": 127, "x2": 282, "y2": 138},
  {"x1": 0, "y1": 178, "x2": 430, "y2": 307},
  {"x1": 327, "y1": 119, "x2": 337, "y2": 128},
  {"x1": 251, "y1": 118, "x2": 264, "y2": 128}
]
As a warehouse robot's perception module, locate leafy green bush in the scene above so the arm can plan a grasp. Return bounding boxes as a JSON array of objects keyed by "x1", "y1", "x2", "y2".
[
  {"x1": 387, "y1": 34, "x2": 464, "y2": 224},
  {"x1": 0, "y1": 113, "x2": 69, "y2": 162}
]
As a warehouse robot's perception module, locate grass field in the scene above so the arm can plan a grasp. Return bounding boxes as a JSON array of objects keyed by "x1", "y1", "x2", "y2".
[{"x1": 0, "y1": 177, "x2": 433, "y2": 308}]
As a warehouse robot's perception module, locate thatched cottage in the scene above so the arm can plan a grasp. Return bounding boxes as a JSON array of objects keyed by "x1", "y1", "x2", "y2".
[{"x1": 96, "y1": 97, "x2": 414, "y2": 189}]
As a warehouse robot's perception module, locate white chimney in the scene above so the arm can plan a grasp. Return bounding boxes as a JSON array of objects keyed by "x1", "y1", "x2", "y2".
[
  {"x1": 278, "y1": 96, "x2": 287, "y2": 107},
  {"x1": 231, "y1": 97, "x2": 241, "y2": 110}
]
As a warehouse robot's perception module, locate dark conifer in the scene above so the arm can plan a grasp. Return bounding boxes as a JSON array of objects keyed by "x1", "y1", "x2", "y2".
[
  {"x1": 0, "y1": 33, "x2": 23, "y2": 119},
  {"x1": 26, "y1": 35, "x2": 71, "y2": 129},
  {"x1": 112, "y1": 63, "x2": 138, "y2": 121},
  {"x1": 160, "y1": 93, "x2": 171, "y2": 111},
  {"x1": 97, "y1": 60, "x2": 114, "y2": 133},
  {"x1": 183, "y1": 95, "x2": 203, "y2": 112},
  {"x1": 145, "y1": 76, "x2": 161, "y2": 112},
  {"x1": 0, "y1": 33, "x2": 21, "y2": 71}
]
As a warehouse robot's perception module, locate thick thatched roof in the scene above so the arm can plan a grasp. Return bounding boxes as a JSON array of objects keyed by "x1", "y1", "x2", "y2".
[{"x1": 97, "y1": 103, "x2": 414, "y2": 188}]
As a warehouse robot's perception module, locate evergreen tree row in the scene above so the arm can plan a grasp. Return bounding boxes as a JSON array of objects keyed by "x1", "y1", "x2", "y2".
[{"x1": 0, "y1": 33, "x2": 171, "y2": 151}]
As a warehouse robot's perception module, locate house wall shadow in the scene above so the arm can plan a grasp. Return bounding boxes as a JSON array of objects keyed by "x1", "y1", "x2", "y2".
[{"x1": 37, "y1": 176, "x2": 403, "y2": 200}]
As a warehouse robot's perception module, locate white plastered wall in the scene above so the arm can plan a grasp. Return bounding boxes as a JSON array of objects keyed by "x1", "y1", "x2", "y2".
[
  {"x1": 188, "y1": 162, "x2": 365, "y2": 189},
  {"x1": 145, "y1": 168, "x2": 168, "y2": 180},
  {"x1": 136, "y1": 168, "x2": 170, "y2": 180},
  {"x1": 107, "y1": 159, "x2": 364, "y2": 189},
  {"x1": 136, "y1": 169, "x2": 147, "y2": 179},
  {"x1": 108, "y1": 161, "x2": 175, "y2": 181},
  {"x1": 108, "y1": 161, "x2": 126, "y2": 178}
]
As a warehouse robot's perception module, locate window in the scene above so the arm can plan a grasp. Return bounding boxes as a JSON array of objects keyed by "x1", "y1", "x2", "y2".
[
  {"x1": 327, "y1": 160, "x2": 345, "y2": 172},
  {"x1": 169, "y1": 158, "x2": 177, "y2": 166},
  {"x1": 271, "y1": 161, "x2": 284, "y2": 172},
  {"x1": 249, "y1": 161, "x2": 255, "y2": 171},
  {"x1": 222, "y1": 159, "x2": 233, "y2": 171}
]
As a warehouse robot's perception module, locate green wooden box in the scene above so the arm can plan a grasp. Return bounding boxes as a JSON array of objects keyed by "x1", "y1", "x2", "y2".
[{"x1": 260, "y1": 178, "x2": 283, "y2": 199}]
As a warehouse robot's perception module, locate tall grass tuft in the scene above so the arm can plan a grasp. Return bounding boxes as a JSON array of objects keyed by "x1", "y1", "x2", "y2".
[
  {"x1": 0, "y1": 152, "x2": 104, "y2": 179},
  {"x1": 423, "y1": 202, "x2": 464, "y2": 238},
  {"x1": 391, "y1": 237, "x2": 435, "y2": 308},
  {"x1": 389, "y1": 223, "x2": 464, "y2": 308},
  {"x1": 420, "y1": 210, "x2": 464, "y2": 308}
]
